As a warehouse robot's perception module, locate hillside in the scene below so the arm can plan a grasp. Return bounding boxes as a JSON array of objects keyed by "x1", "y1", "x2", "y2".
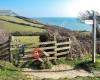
[
  {"x1": 0, "y1": 15, "x2": 45, "y2": 33},
  {"x1": 0, "y1": 14, "x2": 99, "y2": 57}
]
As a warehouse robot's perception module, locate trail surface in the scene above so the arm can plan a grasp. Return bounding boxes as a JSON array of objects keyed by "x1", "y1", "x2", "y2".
[{"x1": 22, "y1": 64, "x2": 94, "y2": 79}]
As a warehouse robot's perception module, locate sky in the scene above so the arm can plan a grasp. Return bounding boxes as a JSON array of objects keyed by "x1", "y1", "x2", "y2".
[{"x1": 0, "y1": 0, "x2": 100, "y2": 17}]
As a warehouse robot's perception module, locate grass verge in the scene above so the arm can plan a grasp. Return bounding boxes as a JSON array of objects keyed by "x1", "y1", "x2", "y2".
[
  {"x1": 56, "y1": 54, "x2": 100, "y2": 72},
  {"x1": 0, "y1": 60, "x2": 30, "y2": 80}
]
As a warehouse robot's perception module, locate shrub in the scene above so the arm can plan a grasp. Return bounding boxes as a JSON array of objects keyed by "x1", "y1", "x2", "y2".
[{"x1": 40, "y1": 61, "x2": 52, "y2": 69}]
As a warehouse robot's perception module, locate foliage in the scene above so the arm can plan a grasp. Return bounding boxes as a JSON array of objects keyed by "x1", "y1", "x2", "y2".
[
  {"x1": 22, "y1": 60, "x2": 42, "y2": 69},
  {"x1": 20, "y1": 59, "x2": 52, "y2": 69},
  {"x1": 11, "y1": 49, "x2": 20, "y2": 67},
  {"x1": 40, "y1": 61, "x2": 52, "y2": 69},
  {"x1": 0, "y1": 61, "x2": 30, "y2": 80},
  {"x1": 56, "y1": 54, "x2": 100, "y2": 72}
]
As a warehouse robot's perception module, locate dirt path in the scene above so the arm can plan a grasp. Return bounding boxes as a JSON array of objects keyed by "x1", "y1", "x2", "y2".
[{"x1": 22, "y1": 64, "x2": 94, "y2": 79}]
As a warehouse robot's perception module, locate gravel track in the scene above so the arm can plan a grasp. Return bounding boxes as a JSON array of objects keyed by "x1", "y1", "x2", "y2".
[{"x1": 22, "y1": 64, "x2": 94, "y2": 79}]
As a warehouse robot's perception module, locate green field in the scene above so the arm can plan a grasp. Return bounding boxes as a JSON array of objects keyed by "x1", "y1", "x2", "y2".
[
  {"x1": 11, "y1": 36, "x2": 39, "y2": 44},
  {"x1": 0, "y1": 16, "x2": 29, "y2": 23},
  {"x1": 0, "y1": 20, "x2": 45, "y2": 32},
  {"x1": 11, "y1": 36, "x2": 39, "y2": 48},
  {"x1": 10, "y1": 36, "x2": 40, "y2": 54},
  {"x1": 0, "y1": 16, "x2": 45, "y2": 33},
  {"x1": 0, "y1": 16, "x2": 44, "y2": 27}
]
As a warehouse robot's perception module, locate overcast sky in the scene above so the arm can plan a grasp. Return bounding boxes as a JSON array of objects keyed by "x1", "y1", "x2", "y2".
[{"x1": 0, "y1": 0, "x2": 100, "y2": 17}]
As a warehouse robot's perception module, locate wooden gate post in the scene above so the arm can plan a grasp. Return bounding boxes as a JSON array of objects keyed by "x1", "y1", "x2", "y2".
[{"x1": 8, "y1": 36, "x2": 11, "y2": 62}]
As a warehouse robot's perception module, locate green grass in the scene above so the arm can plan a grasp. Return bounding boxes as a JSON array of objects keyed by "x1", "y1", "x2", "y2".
[
  {"x1": 0, "y1": 60, "x2": 30, "y2": 80},
  {"x1": 1, "y1": 55, "x2": 99, "y2": 80},
  {"x1": 11, "y1": 36, "x2": 39, "y2": 45},
  {"x1": 56, "y1": 54, "x2": 100, "y2": 72},
  {"x1": 0, "y1": 20, "x2": 45, "y2": 33},
  {"x1": 42, "y1": 56, "x2": 100, "y2": 80},
  {"x1": 0, "y1": 60, "x2": 99, "y2": 80},
  {"x1": 0, "y1": 16, "x2": 29, "y2": 23},
  {"x1": 0, "y1": 15, "x2": 46, "y2": 33},
  {"x1": 0, "y1": 16, "x2": 44, "y2": 27},
  {"x1": 56, "y1": 54, "x2": 91, "y2": 66}
]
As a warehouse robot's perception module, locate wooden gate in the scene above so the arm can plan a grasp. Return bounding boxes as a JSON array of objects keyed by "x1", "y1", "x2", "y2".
[
  {"x1": 10, "y1": 36, "x2": 71, "y2": 63},
  {"x1": 39, "y1": 40, "x2": 71, "y2": 60},
  {"x1": 20, "y1": 40, "x2": 71, "y2": 62}
]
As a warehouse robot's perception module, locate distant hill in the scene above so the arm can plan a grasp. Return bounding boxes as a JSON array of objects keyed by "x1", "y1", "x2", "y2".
[{"x1": 0, "y1": 10, "x2": 18, "y2": 16}]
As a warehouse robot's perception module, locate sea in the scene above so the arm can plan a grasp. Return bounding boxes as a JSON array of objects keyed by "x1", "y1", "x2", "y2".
[{"x1": 33, "y1": 17, "x2": 92, "y2": 31}]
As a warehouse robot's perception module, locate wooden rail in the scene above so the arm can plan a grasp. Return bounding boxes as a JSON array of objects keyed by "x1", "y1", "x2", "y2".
[
  {"x1": 39, "y1": 41, "x2": 56, "y2": 45},
  {"x1": 0, "y1": 40, "x2": 10, "y2": 61},
  {"x1": 39, "y1": 40, "x2": 71, "y2": 60}
]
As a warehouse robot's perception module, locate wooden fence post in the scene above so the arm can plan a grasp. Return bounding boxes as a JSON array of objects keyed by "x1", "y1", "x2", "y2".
[
  {"x1": 8, "y1": 36, "x2": 11, "y2": 62},
  {"x1": 54, "y1": 33, "x2": 57, "y2": 61}
]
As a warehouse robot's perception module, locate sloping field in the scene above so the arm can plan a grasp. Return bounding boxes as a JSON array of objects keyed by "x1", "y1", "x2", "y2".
[
  {"x1": 0, "y1": 16, "x2": 28, "y2": 23},
  {"x1": 0, "y1": 16, "x2": 45, "y2": 33},
  {"x1": 0, "y1": 20, "x2": 44, "y2": 32},
  {"x1": 0, "y1": 16, "x2": 44, "y2": 27}
]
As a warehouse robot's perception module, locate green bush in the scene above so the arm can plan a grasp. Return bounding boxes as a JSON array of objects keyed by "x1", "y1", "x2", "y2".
[
  {"x1": 43, "y1": 61, "x2": 52, "y2": 69},
  {"x1": 40, "y1": 61, "x2": 52, "y2": 69},
  {"x1": 75, "y1": 61, "x2": 94, "y2": 72},
  {"x1": 94, "y1": 61, "x2": 100, "y2": 71},
  {"x1": 23, "y1": 60, "x2": 42, "y2": 69},
  {"x1": 20, "y1": 59, "x2": 52, "y2": 69}
]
